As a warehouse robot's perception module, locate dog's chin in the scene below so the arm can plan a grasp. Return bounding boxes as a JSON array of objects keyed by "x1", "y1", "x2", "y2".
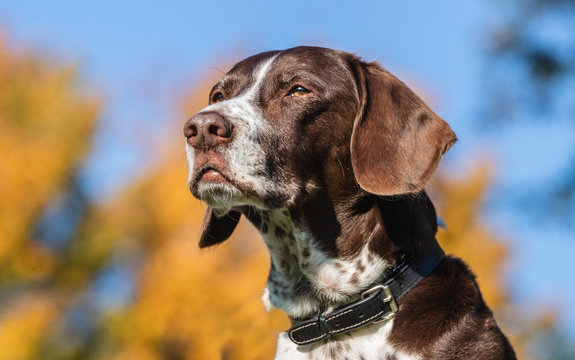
[
  {"x1": 192, "y1": 177, "x2": 262, "y2": 215},
  {"x1": 192, "y1": 182, "x2": 240, "y2": 214}
]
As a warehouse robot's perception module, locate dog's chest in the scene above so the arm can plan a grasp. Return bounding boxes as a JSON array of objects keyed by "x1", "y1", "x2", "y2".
[{"x1": 274, "y1": 320, "x2": 421, "y2": 360}]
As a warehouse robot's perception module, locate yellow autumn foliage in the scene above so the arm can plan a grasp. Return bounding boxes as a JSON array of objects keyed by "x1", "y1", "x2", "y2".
[
  {"x1": 0, "y1": 35, "x2": 99, "y2": 360},
  {"x1": 0, "y1": 294, "x2": 58, "y2": 360},
  {"x1": 0, "y1": 41, "x2": 97, "y2": 257}
]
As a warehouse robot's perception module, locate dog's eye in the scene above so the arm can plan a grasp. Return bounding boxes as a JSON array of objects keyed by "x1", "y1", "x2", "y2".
[
  {"x1": 212, "y1": 92, "x2": 225, "y2": 103},
  {"x1": 289, "y1": 86, "x2": 311, "y2": 97}
]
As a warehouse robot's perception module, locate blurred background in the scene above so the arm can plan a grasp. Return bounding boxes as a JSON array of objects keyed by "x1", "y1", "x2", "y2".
[{"x1": 0, "y1": 1, "x2": 574, "y2": 359}]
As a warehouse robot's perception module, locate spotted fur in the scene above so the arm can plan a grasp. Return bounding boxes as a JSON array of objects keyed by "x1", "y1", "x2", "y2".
[{"x1": 252, "y1": 207, "x2": 389, "y2": 319}]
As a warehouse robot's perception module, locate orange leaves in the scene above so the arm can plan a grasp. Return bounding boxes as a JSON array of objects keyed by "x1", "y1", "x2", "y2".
[
  {"x1": 432, "y1": 165, "x2": 510, "y2": 309},
  {"x1": 0, "y1": 294, "x2": 58, "y2": 360},
  {"x1": 0, "y1": 34, "x2": 100, "y2": 359},
  {"x1": 0, "y1": 39, "x2": 99, "y2": 271},
  {"x1": 107, "y1": 203, "x2": 287, "y2": 359}
]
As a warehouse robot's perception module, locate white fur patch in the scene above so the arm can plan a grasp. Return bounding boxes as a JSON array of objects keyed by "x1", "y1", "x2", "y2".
[
  {"x1": 311, "y1": 244, "x2": 389, "y2": 303},
  {"x1": 257, "y1": 208, "x2": 324, "y2": 318}
]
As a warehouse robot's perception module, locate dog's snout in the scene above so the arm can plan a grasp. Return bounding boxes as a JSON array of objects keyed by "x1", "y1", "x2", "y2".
[{"x1": 184, "y1": 111, "x2": 233, "y2": 148}]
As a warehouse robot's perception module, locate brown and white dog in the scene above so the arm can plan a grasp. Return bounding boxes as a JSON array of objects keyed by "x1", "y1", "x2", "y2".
[{"x1": 184, "y1": 46, "x2": 516, "y2": 359}]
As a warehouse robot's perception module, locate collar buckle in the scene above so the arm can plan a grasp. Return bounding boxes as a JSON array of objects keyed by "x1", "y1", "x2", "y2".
[{"x1": 361, "y1": 284, "x2": 399, "y2": 323}]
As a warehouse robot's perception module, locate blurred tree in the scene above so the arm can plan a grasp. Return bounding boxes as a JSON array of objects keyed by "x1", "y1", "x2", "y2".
[
  {"x1": 484, "y1": 0, "x2": 575, "y2": 223},
  {"x1": 0, "y1": 34, "x2": 99, "y2": 360},
  {"x1": 480, "y1": 2, "x2": 575, "y2": 357},
  {"x1": 0, "y1": 45, "x2": 288, "y2": 359}
]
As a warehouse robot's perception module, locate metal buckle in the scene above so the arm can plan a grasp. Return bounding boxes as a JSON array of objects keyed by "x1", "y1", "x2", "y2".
[{"x1": 361, "y1": 285, "x2": 399, "y2": 323}]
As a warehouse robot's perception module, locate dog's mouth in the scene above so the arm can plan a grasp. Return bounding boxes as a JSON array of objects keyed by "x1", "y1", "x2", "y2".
[
  {"x1": 188, "y1": 155, "x2": 288, "y2": 211},
  {"x1": 192, "y1": 165, "x2": 234, "y2": 189}
]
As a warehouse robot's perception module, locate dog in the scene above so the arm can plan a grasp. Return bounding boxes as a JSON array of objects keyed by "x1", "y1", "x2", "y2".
[{"x1": 184, "y1": 46, "x2": 516, "y2": 359}]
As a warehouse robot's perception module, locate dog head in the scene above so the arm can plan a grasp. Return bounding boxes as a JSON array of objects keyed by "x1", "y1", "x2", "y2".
[{"x1": 184, "y1": 46, "x2": 456, "y2": 247}]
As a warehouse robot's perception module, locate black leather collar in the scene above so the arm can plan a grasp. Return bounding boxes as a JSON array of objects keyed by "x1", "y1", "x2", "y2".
[{"x1": 287, "y1": 240, "x2": 445, "y2": 346}]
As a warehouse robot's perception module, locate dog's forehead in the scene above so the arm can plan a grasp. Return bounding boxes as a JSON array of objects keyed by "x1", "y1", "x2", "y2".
[
  {"x1": 223, "y1": 50, "x2": 280, "y2": 83},
  {"x1": 220, "y1": 47, "x2": 350, "y2": 86},
  {"x1": 274, "y1": 46, "x2": 349, "y2": 67}
]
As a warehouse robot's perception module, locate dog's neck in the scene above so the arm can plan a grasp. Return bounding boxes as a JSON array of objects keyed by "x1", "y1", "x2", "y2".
[{"x1": 243, "y1": 190, "x2": 438, "y2": 319}]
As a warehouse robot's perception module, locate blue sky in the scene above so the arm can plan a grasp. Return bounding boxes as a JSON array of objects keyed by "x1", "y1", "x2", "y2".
[{"x1": 1, "y1": 0, "x2": 574, "y2": 337}]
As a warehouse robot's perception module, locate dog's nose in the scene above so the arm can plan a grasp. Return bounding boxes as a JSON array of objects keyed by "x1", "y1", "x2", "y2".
[{"x1": 184, "y1": 111, "x2": 233, "y2": 148}]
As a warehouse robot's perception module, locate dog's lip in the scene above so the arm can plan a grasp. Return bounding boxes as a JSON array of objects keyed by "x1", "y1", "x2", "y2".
[
  {"x1": 201, "y1": 168, "x2": 226, "y2": 183},
  {"x1": 194, "y1": 165, "x2": 231, "y2": 185}
]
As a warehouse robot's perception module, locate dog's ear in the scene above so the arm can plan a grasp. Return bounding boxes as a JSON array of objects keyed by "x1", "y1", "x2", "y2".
[
  {"x1": 198, "y1": 207, "x2": 241, "y2": 248},
  {"x1": 350, "y1": 60, "x2": 457, "y2": 195}
]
